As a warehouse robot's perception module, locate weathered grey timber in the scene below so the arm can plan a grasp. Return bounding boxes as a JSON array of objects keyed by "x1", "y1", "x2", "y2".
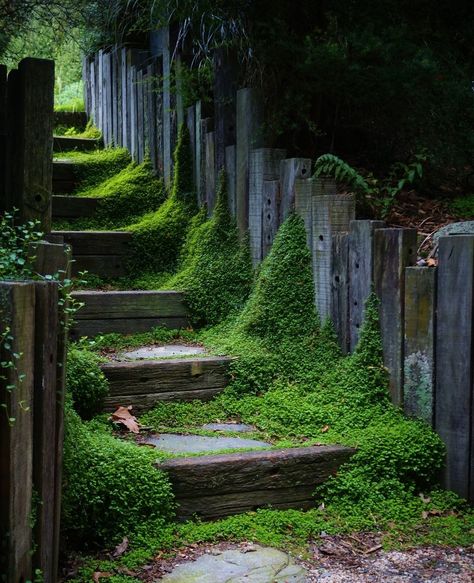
[
  {"x1": 71, "y1": 290, "x2": 189, "y2": 337},
  {"x1": 199, "y1": 118, "x2": 213, "y2": 206},
  {"x1": 53, "y1": 111, "x2": 87, "y2": 130},
  {"x1": 348, "y1": 220, "x2": 385, "y2": 351},
  {"x1": 374, "y1": 228, "x2": 417, "y2": 406},
  {"x1": 136, "y1": 67, "x2": 144, "y2": 162},
  {"x1": 404, "y1": 267, "x2": 436, "y2": 424},
  {"x1": 161, "y1": 27, "x2": 172, "y2": 186},
  {"x1": 120, "y1": 47, "x2": 129, "y2": 148},
  {"x1": 101, "y1": 356, "x2": 232, "y2": 412},
  {"x1": 186, "y1": 105, "x2": 196, "y2": 190},
  {"x1": 52, "y1": 160, "x2": 77, "y2": 194},
  {"x1": 279, "y1": 158, "x2": 312, "y2": 222},
  {"x1": 0, "y1": 65, "x2": 6, "y2": 207},
  {"x1": 53, "y1": 136, "x2": 100, "y2": 152},
  {"x1": 331, "y1": 233, "x2": 350, "y2": 352},
  {"x1": 195, "y1": 101, "x2": 202, "y2": 201},
  {"x1": 294, "y1": 178, "x2": 313, "y2": 250},
  {"x1": 262, "y1": 181, "x2": 280, "y2": 258},
  {"x1": 6, "y1": 58, "x2": 54, "y2": 231},
  {"x1": 214, "y1": 47, "x2": 237, "y2": 174},
  {"x1": 205, "y1": 131, "x2": 216, "y2": 212},
  {"x1": 52, "y1": 195, "x2": 99, "y2": 219},
  {"x1": 159, "y1": 445, "x2": 355, "y2": 520},
  {"x1": 225, "y1": 145, "x2": 236, "y2": 216},
  {"x1": 235, "y1": 88, "x2": 264, "y2": 235},
  {"x1": 311, "y1": 190, "x2": 355, "y2": 323},
  {"x1": 436, "y1": 235, "x2": 474, "y2": 501},
  {"x1": 248, "y1": 148, "x2": 286, "y2": 264},
  {"x1": 0, "y1": 282, "x2": 35, "y2": 582}
]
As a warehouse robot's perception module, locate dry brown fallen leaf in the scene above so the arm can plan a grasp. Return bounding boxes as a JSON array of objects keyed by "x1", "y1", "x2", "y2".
[
  {"x1": 321, "y1": 425, "x2": 330, "y2": 433},
  {"x1": 109, "y1": 406, "x2": 140, "y2": 434},
  {"x1": 112, "y1": 536, "x2": 129, "y2": 558},
  {"x1": 93, "y1": 572, "x2": 112, "y2": 582}
]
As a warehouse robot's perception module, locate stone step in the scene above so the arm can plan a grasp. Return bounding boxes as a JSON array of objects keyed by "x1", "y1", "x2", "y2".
[
  {"x1": 158, "y1": 445, "x2": 355, "y2": 520},
  {"x1": 53, "y1": 159, "x2": 77, "y2": 194},
  {"x1": 52, "y1": 195, "x2": 99, "y2": 219},
  {"x1": 70, "y1": 290, "x2": 190, "y2": 338},
  {"x1": 53, "y1": 135, "x2": 101, "y2": 153},
  {"x1": 101, "y1": 355, "x2": 232, "y2": 412},
  {"x1": 49, "y1": 230, "x2": 131, "y2": 277}
]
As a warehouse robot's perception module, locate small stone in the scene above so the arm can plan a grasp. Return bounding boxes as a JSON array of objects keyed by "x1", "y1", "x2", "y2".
[
  {"x1": 145, "y1": 433, "x2": 271, "y2": 454},
  {"x1": 433, "y1": 221, "x2": 474, "y2": 244},
  {"x1": 120, "y1": 344, "x2": 206, "y2": 360},
  {"x1": 201, "y1": 423, "x2": 256, "y2": 434}
]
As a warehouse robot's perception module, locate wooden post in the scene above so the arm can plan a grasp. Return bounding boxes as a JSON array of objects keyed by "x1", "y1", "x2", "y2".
[
  {"x1": 225, "y1": 145, "x2": 236, "y2": 216},
  {"x1": 205, "y1": 131, "x2": 216, "y2": 212},
  {"x1": 97, "y1": 50, "x2": 103, "y2": 134},
  {"x1": 294, "y1": 178, "x2": 313, "y2": 251},
  {"x1": 348, "y1": 220, "x2": 385, "y2": 351},
  {"x1": 89, "y1": 59, "x2": 96, "y2": 126},
  {"x1": 248, "y1": 148, "x2": 286, "y2": 264},
  {"x1": 262, "y1": 181, "x2": 279, "y2": 258},
  {"x1": 130, "y1": 62, "x2": 138, "y2": 160},
  {"x1": 214, "y1": 48, "x2": 237, "y2": 174},
  {"x1": 162, "y1": 27, "x2": 172, "y2": 186},
  {"x1": 137, "y1": 67, "x2": 145, "y2": 162},
  {"x1": 121, "y1": 48, "x2": 129, "y2": 149},
  {"x1": 404, "y1": 266, "x2": 436, "y2": 425},
  {"x1": 279, "y1": 158, "x2": 312, "y2": 222},
  {"x1": 311, "y1": 186, "x2": 355, "y2": 323},
  {"x1": 374, "y1": 228, "x2": 417, "y2": 406},
  {"x1": 186, "y1": 105, "x2": 196, "y2": 190},
  {"x1": 195, "y1": 101, "x2": 202, "y2": 201},
  {"x1": 436, "y1": 235, "x2": 474, "y2": 501},
  {"x1": 199, "y1": 118, "x2": 213, "y2": 206},
  {"x1": 0, "y1": 64, "x2": 6, "y2": 210},
  {"x1": 0, "y1": 282, "x2": 36, "y2": 583},
  {"x1": 236, "y1": 88, "x2": 264, "y2": 236},
  {"x1": 6, "y1": 58, "x2": 54, "y2": 232},
  {"x1": 331, "y1": 233, "x2": 350, "y2": 353}
]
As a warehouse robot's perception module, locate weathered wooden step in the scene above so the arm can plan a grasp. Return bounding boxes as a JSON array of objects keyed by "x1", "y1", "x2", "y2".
[
  {"x1": 159, "y1": 445, "x2": 355, "y2": 520},
  {"x1": 53, "y1": 159, "x2": 77, "y2": 194},
  {"x1": 53, "y1": 135, "x2": 101, "y2": 152},
  {"x1": 70, "y1": 290, "x2": 189, "y2": 338},
  {"x1": 50, "y1": 230, "x2": 131, "y2": 277},
  {"x1": 101, "y1": 356, "x2": 232, "y2": 412},
  {"x1": 52, "y1": 195, "x2": 99, "y2": 219},
  {"x1": 54, "y1": 111, "x2": 87, "y2": 130}
]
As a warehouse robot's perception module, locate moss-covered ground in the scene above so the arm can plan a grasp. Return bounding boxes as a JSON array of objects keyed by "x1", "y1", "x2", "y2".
[{"x1": 59, "y1": 125, "x2": 473, "y2": 582}]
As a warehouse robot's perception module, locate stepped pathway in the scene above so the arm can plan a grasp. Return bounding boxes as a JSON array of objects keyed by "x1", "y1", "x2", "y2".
[{"x1": 55, "y1": 135, "x2": 354, "y2": 549}]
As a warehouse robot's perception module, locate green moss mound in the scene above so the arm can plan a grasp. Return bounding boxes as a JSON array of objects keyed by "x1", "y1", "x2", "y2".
[
  {"x1": 166, "y1": 172, "x2": 253, "y2": 326},
  {"x1": 62, "y1": 399, "x2": 174, "y2": 546},
  {"x1": 58, "y1": 148, "x2": 131, "y2": 193},
  {"x1": 128, "y1": 125, "x2": 197, "y2": 275},
  {"x1": 66, "y1": 348, "x2": 108, "y2": 420},
  {"x1": 235, "y1": 213, "x2": 319, "y2": 342}
]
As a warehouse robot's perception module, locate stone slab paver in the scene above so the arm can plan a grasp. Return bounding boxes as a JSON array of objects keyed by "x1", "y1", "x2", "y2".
[
  {"x1": 158, "y1": 545, "x2": 307, "y2": 582},
  {"x1": 145, "y1": 433, "x2": 271, "y2": 454},
  {"x1": 120, "y1": 344, "x2": 206, "y2": 360},
  {"x1": 433, "y1": 221, "x2": 474, "y2": 244},
  {"x1": 201, "y1": 422, "x2": 256, "y2": 433}
]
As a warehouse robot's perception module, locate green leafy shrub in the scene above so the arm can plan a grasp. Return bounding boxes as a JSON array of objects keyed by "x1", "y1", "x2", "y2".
[
  {"x1": 62, "y1": 397, "x2": 174, "y2": 546},
  {"x1": 166, "y1": 172, "x2": 253, "y2": 325},
  {"x1": 128, "y1": 125, "x2": 197, "y2": 275},
  {"x1": 0, "y1": 211, "x2": 42, "y2": 279},
  {"x1": 66, "y1": 348, "x2": 109, "y2": 420}
]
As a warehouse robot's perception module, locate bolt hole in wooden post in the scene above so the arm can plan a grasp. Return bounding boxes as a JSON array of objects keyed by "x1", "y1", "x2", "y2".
[
  {"x1": 35, "y1": 194, "x2": 42, "y2": 202},
  {"x1": 319, "y1": 235, "x2": 324, "y2": 241},
  {"x1": 334, "y1": 275, "x2": 340, "y2": 283},
  {"x1": 267, "y1": 198, "x2": 271, "y2": 205},
  {"x1": 302, "y1": 167, "x2": 307, "y2": 175},
  {"x1": 355, "y1": 262, "x2": 359, "y2": 268},
  {"x1": 354, "y1": 300, "x2": 358, "y2": 306}
]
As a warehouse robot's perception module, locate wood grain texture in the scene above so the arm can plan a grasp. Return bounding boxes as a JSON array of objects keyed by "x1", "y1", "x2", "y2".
[
  {"x1": 52, "y1": 195, "x2": 99, "y2": 218},
  {"x1": 103, "y1": 388, "x2": 226, "y2": 412},
  {"x1": 225, "y1": 145, "x2": 236, "y2": 217},
  {"x1": 160, "y1": 445, "x2": 355, "y2": 520},
  {"x1": 52, "y1": 160, "x2": 77, "y2": 194},
  {"x1": 331, "y1": 233, "x2": 349, "y2": 353},
  {"x1": 53, "y1": 136, "x2": 100, "y2": 152},
  {"x1": 404, "y1": 267, "x2": 436, "y2": 424},
  {"x1": 279, "y1": 158, "x2": 312, "y2": 222},
  {"x1": 0, "y1": 65, "x2": 7, "y2": 208},
  {"x1": 51, "y1": 230, "x2": 131, "y2": 255},
  {"x1": 262, "y1": 180, "x2": 279, "y2": 258},
  {"x1": 213, "y1": 48, "x2": 237, "y2": 174},
  {"x1": 436, "y1": 235, "x2": 474, "y2": 501},
  {"x1": 101, "y1": 356, "x2": 232, "y2": 411},
  {"x1": 374, "y1": 228, "x2": 417, "y2": 406},
  {"x1": 205, "y1": 131, "x2": 216, "y2": 212},
  {"x1": 71, "y1": 317, "x2": 190, "y2": 338},
  {"x1": 348, "y1": 220, "x2": 385, "y2": 351},
  {"x1": 0, "y1": 282, "x2": 36, "y2": 582},
  {"x1": 70, "y1": 255, "x2": 127, "y2": 278}
]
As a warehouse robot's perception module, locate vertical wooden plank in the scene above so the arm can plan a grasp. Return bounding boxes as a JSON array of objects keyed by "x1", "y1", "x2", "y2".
[
  {"x1": 436, "y1": 235, "x2": 474, "y2": 500},
  {"x1": 186, "y1": 105, "x2": 196, "y2": 191},
  {"x1": 404, "y1": 266, "x2": 436, "y2": 424},
  {"x1": 0, "y1": 282, "x2": 35, "y2": 583},
  {"x1": 214, "y1": 47, "x2": 237, "y2": 174},
  {"x1": 111, "y1": 48, "x2": 118, "y2": 146},
  {"x1": 103, "y1": 52, "x2": 111, "y2": 146},
  {"x1": 97, "y1": 50, "x2": 103, "y2": 134},
  {"x1": 175, "y1": 54, "x2": 184, "y2": 130},
  {"x1": 200, "y1": 118, "x2": 213, "y2": 207},
  {"x1": 162, "y1": 27, "x2": 172, "y2": 187},
  {"x1": 32, "y1": 281, "x2": 59, "y2": 583},
  {"x1": 331, "y1": 233, "x2": 349, "y2": 353},
  {"x1": 0, "y1": 64, "x2": 7, "y2": 209},
  {"x1": 154, "y1": 57, "x2": 164, "y2": 176},
  {"x1": 205, "y1": 131, "x2": 216, "y2": 212},
  {"x1": 294, "y1": 178, "x2": 313, "y2": 251},
  {"x1": 7, "y1": 58, "x2": 54, "y2": 232},
  {"x1": 121, "y1": 48, "x2": 129, "y2": 149},
  {"x1": 279, "y1": 158, "x2": 312, "y2": 222},
  {"x1": 262, "y1": 180, "x2": 279, "y2": 258},
  {"x1": 146, "y1": 63, "x2": 156, "y2": 167},
  {"x1": 143, "y1": 67, "x2": 150, "y2": 159},
  {"x1": 348, "y1": 220, "x2": 385, "y2": 351},
  {"x1": 312, "y1": 189, "x2": 355, "y2": 323},
  {"x1": 130, "y1": 63, "x2": 138, "y2": 160},
  {"x1": 225, "y1": 145, "x2": 236, "y2": 216},
  {"x1": 137, "y1": 67, "x2": 144, "y2": 162},
  {"x1": 195, "y1": 101, "x2": 202, "y2": 202},
  {"x1": 116, "y1": 49, "x2": 123, "y2": 147},
  {"x1": 249, "y1": 148, "x2": 286, "y2": 264},
  {"x1": 89, "y1": 59, "x2": 96, "y2": 126},
  {"x1": 236, "y1": 88, "x2": 264, "y2": 236},
  {"x1": 373, "y1": 228, "x2": 417, "y2": 406}
]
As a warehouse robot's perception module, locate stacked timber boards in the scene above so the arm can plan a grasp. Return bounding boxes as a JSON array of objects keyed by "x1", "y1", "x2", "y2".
[{"x1": 71, "y1": 290, "x2": 189, "y2": 337}]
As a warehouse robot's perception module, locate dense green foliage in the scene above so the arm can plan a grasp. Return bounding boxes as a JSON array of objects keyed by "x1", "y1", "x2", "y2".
[
  {"x1": 127, "y1": 125, "x2": 197, "y2": 275},
  {"x1": 62, "y1": 397, "x2": 174, "y2": 546},
  {"x1": 166, "y1": 172, "x2": 253, "y2": 326},
  {"x1": 66, "y1": 348, "x2": 108, "y2": 420},
  {"x1": 0, "y1": 211, "x2": 42, "y2": 279}
]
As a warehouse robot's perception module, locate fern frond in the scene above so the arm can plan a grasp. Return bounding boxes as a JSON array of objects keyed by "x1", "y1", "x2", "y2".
[{"x1": 314, "y1": 154, "x2": 370, "y2": 195}]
